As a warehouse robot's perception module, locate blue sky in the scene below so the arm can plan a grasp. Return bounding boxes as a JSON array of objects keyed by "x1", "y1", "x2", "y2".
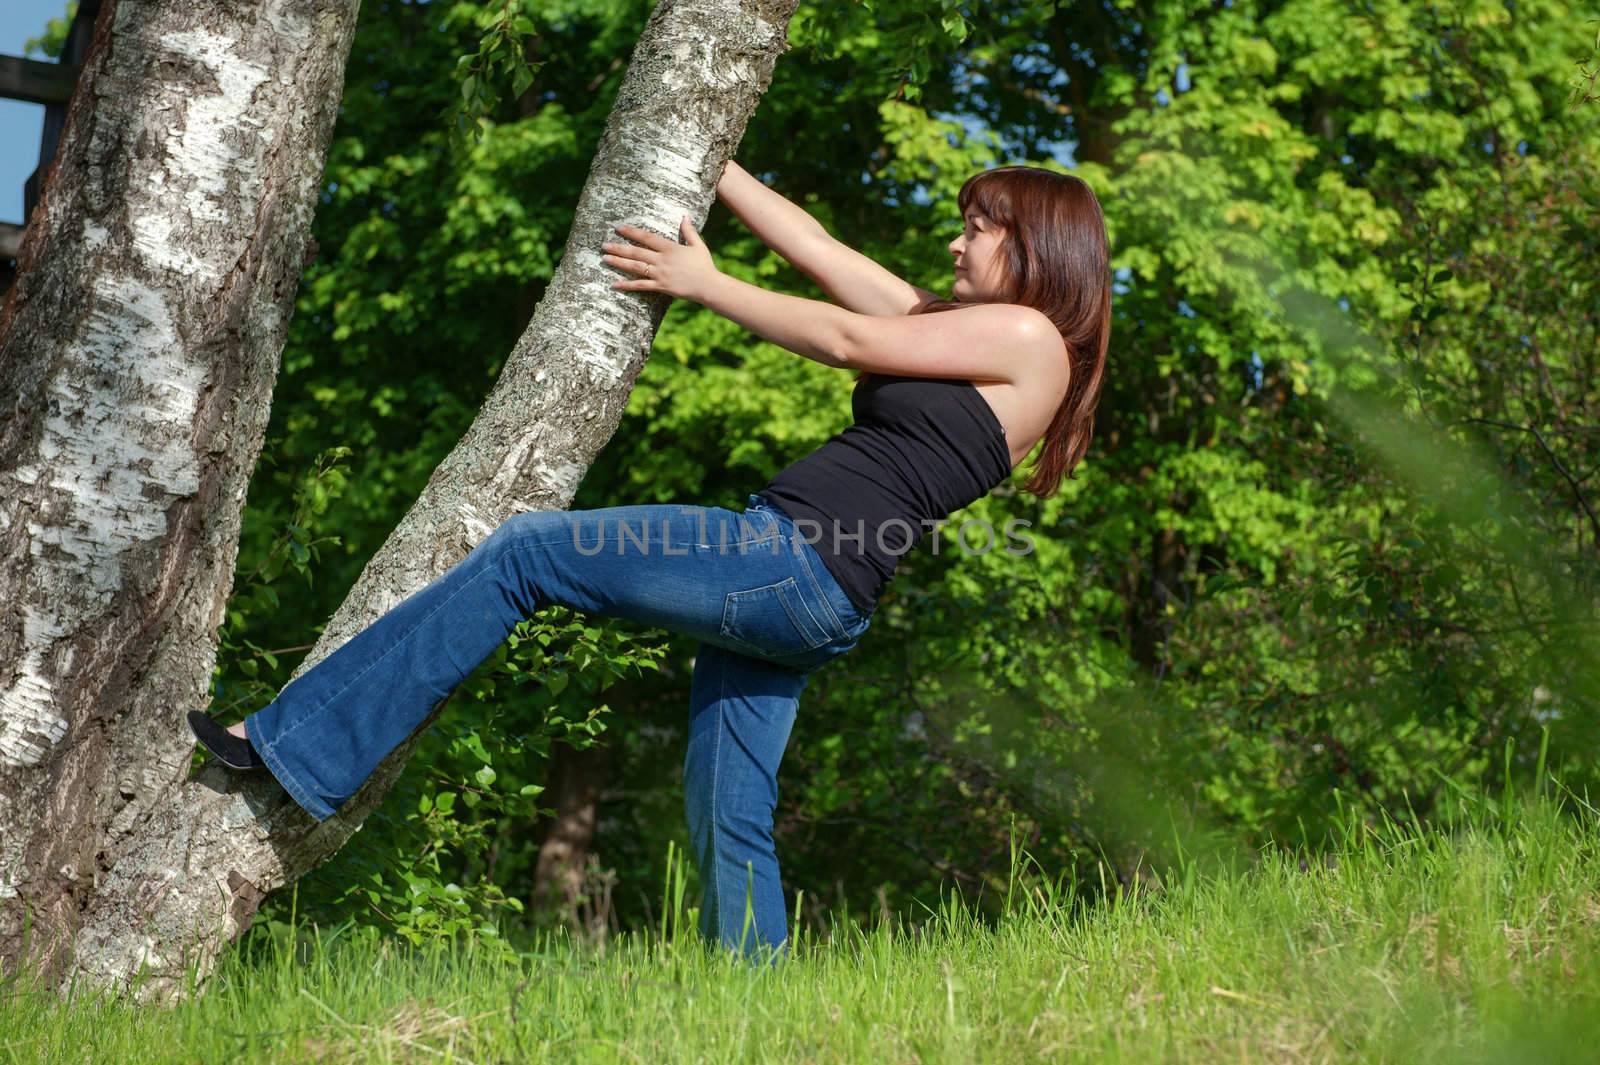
[{"x1": 1, "y1": 0, "x2": 71, "y2": 225}]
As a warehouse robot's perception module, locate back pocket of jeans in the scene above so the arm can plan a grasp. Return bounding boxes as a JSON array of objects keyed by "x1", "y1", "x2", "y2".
[{"x1": 719, "y1": 577, "x2": 832, "y2": 658}]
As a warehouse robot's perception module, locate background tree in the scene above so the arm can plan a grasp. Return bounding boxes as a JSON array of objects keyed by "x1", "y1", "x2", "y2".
[
  {"x1": 9, "y1": 0, "x2": 1593, "y2": 993},
  {"x1": 231, "y1": 0, "x2": 1595, "y2": 945}
]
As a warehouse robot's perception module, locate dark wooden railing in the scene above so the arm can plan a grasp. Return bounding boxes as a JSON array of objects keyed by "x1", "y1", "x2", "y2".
[{"x1": 1, "y1": 0, "x2": 102, "y2": 295}]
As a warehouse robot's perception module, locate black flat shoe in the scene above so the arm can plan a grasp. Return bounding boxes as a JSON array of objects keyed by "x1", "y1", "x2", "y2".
[{"x1": 187, "y1": 710, "x2": 267, "y2": 771}]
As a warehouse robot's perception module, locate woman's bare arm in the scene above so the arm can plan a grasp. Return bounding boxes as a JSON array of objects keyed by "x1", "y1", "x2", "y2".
[
  {"x1": 690, "y1": 269, "x2": 1051, "y2": 384},
  {"x1": 716, "y1": 160, "x2": 940, "y2": 317},
  {"x1": 604, "y1": 215, "x2": 1048, "y2": 380}
]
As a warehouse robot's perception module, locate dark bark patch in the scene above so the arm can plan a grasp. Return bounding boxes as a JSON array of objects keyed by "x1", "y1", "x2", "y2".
[{"x1": 226, "y1": 869, "x2": 265, "y2": 933}]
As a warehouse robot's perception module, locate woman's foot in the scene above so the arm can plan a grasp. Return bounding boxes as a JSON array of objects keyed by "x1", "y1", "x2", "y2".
[{"x1": 187, "y1": 710, "x2": 267, "y2": 771}]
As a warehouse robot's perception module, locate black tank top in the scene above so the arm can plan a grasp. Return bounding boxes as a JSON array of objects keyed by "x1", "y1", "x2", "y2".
[{"x1": 755, "y1": 373, "x2": 1012, "y2": 615}]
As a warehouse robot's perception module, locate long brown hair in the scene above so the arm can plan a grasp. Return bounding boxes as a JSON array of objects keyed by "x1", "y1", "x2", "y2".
[{"x1": 854, "y1": 166, "x2": 1112, "y2": 498}]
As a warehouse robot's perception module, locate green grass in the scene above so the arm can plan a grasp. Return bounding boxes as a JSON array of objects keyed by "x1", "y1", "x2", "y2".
[{"x1": 4, "y1": 779, "x2": 1598, "y2": 1064}]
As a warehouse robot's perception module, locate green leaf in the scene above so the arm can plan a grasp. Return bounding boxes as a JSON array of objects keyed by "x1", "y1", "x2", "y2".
[{"x1": 463, "y1": 731, "x2": 492, "y2": 764}]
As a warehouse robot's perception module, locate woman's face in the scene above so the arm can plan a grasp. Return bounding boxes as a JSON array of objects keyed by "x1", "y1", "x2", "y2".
[{"x1": 949, "y1": 209, "x2": 1011, "y2": 302}]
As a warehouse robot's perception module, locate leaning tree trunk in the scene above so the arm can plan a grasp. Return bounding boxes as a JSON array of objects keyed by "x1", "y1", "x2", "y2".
[
  {"x1": 0, "y1": 0, "x2": 361, "y2": 990},
  {"x1": 4, "y1": 0, "x2": 802, "y2": 1002}
]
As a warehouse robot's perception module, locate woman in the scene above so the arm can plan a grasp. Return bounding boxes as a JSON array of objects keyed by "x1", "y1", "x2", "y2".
[{"x1": 190, "y1": 158, "x2": 1111, "y2": 958}]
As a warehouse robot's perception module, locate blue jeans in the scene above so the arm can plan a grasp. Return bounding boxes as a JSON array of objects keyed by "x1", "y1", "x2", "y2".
[{"x1": 243, "y1": 493, "x2": 870, "y2": 956}]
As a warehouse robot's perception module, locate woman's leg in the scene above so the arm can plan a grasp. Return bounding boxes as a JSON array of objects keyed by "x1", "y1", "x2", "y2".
[
  {"x1": 244, "y1": 501, "x2": 817, "y2": 820},
  {"x1": 238, "y1": 494, "x2": 866, "y2": 956},
  {"x1": 683, "y1": 642, "x2": 808, "y2": 958},
  {"x1": 243, "y1": 498, "x2": 854, "y2": 818}
]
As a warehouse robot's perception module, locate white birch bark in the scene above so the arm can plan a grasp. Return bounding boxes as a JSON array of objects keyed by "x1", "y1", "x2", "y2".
[
  {"x1": 0, "y1": 0, "x2": 361, "y2": 992},
  {"x1": 2, "y1": 0, "x2": 799, "y2": 1001}
]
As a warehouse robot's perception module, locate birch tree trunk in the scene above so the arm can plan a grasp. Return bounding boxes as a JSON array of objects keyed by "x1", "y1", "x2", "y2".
[
  {"x1": 2, "y1": 0, "x2": 800, "y2": 1001},
  {"x1": 0, "y1": 0, "x2": 361, "y2": 991}
]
